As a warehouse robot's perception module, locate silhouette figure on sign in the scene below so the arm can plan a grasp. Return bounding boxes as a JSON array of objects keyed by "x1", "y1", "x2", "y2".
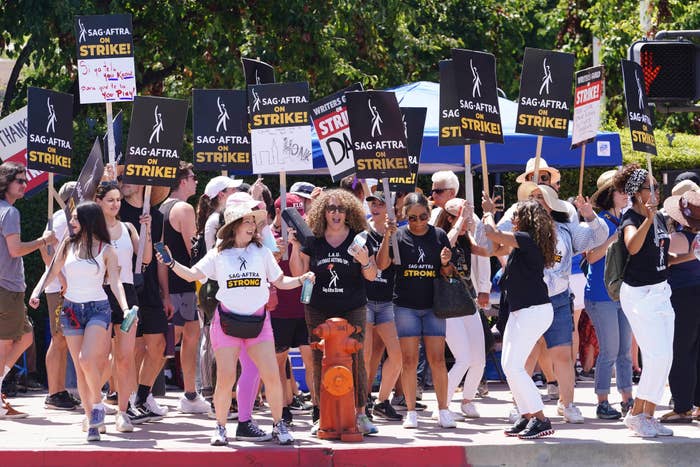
[{"x1": 149, "y1": 106, "x2": 164, "y2": 144}]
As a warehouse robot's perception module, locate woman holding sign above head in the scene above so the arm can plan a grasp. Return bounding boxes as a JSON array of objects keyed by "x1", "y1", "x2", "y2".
[{"x1": 155, "y1": 200, "x2": 313, "y2": 447}]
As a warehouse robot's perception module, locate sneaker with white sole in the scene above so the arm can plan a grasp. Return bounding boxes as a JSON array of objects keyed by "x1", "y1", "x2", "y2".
[
  {"x1": 562, "y1": 403, "x2": 584, "y2": 424},
  {"x1": 272, "y1": 419, "x2": 294, "y2": 445},
  {"x1": 356, "y1": 413, "x2": 378, "y2": 435},
  {"x1": 115, "y1": 411, "x2": 134, "y2": 433},
  {"x1": 87, "y1": 426, "x2": 101, "y2": 442},
  {"x1": 647, "y1": 416, "x2": 673, "y2": 436},
  {"x1": 89, "y1": 404, "x2": 106, "y2": 428},
  {"x1": 518, "y1": 417, "x2": 554, "y2": 439},
  {"x1": 82, "y1": 417, "x2": 106, "y2": 433},
  {"x1": 460, "y1": 401, "x2": 480, "y2": 419},
  {"x1": 624, "y1": 412, "x2": 657, "y2": 438},
  {"x1": 179, "y1": 393, "x2": 211, "y2": 414},
  {"x1": 437, "y1": 409, "x2": 456, "y2": 428},
  {"x1": 236, "y1": 420, "x2": 272, "y2": 441},
  {"x1": 403, "y1": 410, "x2": 418, "y2": 429},
  {"x1": 310, "y1": 421, "x2": 320, "y2": 436},
  {"x1": 508, "y1": 404, "x2": 520, "y2": 424},
  {"x1": 504, "y1": 416, "x2": 530, "y2": 437},
  {"x1": 210, "y1": 424, "x2": 228, "y2": 446},
  {"x1": 145, "y1": 394, "x2": 169, "y2": 416},
  {"x1": 373, "y1": 399, "x2": 403, "y2": 421},
  {"x1": 547, "y1": 382, "x2": 559, "y2": 399}
]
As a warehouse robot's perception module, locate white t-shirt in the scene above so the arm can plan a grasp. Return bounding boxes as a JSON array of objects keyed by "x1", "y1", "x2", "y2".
[
  {"x1": 194, "y1": 243, "x2": 283, "y2": 315},
  {"x1": 204, "y1": 212, "x2": 221, "y2": 252},
  {"x1": 45, "y1": 211, "x2": 68, "y2": 294}
]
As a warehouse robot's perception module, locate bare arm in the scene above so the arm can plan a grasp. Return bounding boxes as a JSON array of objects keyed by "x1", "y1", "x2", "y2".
[
  {"x1": 105, "y1": 247, "x2": 130, "y2": 312},
  {"x1": 375, "y1": 220, "x2": 396, "y2": 270},
  {"x1": 173, "y1": 202, "x2": 197, "y2": 257},
  {"x1": 288, "y1": 230, "x2": 310, "y2": 276},
  {"x1": 271, "y1": 271, "x2": 315, "y2": 290},
  {"x1": 586, "y1": 233, "x2": 618, "y2": 264},
  {"x1": 6, "y1": 230, "x2": 56, "y2": 258},
  {"x1": 482, "y1": 212, "x2": 519, "y2": 248}
]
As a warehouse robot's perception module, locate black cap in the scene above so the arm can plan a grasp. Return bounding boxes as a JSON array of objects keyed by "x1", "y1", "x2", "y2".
[{"x1": 674, "y1": 171, "x2": 700, "y2": 186}]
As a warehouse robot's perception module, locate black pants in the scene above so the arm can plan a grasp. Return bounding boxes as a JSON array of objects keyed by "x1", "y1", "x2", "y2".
[{"x1": 669, "y1": 286, "x2": 700, "y2": 413}]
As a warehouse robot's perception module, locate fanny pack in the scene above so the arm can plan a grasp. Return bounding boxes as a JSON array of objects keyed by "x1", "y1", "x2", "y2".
[{"x1": 217, "y1": 304, "x2": 266, "y2": 339}]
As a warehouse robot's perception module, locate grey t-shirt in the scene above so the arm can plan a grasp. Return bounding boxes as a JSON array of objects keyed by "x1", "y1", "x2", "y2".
[{"x1": 0, "y1": 199, "x2": 25, "y2": 292}]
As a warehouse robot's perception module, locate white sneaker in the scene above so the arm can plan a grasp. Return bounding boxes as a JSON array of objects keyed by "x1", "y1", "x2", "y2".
[
  {"x1": 433, "y1": 410, "x2": 464, "y2": 421},
  {"x1": 103, "y1": 404, "x2": 117, "y2": 416},
  {"x1": 81, "y1": 417, "x2": 106, "y2": 433},
  {"x1": 145, "y1": 394, "x2": 169, "y2": 416},
  {"x1": 562, "y1": 403, "x2": 584, "y2": 424},
  {"x1": 541, "y1": 392, "x2": 551, "y2": 402},
  {"x1": 647, "y1": 416, "x2": 673, "y2": 436},
  {"x1": 460, "y1": 402, "x2": 480, "y2": 419},
  {"x1": 437, "y1": 409, "x2": 456, "y2": 428},
  {"x1": 547, "y1": 383, "x2": 559, "y2": 399},
  {"x1": 179, "y1": 393, "x2": 211, "y2": 414},
  {"x1": 115, "y1": 411, "x2": 134, "y2": 433},
  {"x1": 508, "y1": 404, "x2": 520, "y2": 424},
  {"x1": 556, "y1": 400, "x2": 564, "y2": 416},
  {"x1": 624, "y1": 412, "x2": 656, "y2": 438},
  {"x1": 403, "y1": 410, "x2": 418, "y2": 429}
]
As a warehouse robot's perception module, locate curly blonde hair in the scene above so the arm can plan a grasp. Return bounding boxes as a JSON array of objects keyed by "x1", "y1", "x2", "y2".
[
  {"x1": 306, "y1": 188, "x2": 368, "y2": 237},
  {"x1": 514, "y1": 200, "x2": 557, "y2": 268}
]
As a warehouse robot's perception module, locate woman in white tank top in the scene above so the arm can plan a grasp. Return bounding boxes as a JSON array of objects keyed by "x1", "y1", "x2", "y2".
[
  {"x1": 95, "y1": 182, "x2": 151, "y2": 431},
  {"x1": 30, "y1": 201, "x2": 130, "y2": 442}
]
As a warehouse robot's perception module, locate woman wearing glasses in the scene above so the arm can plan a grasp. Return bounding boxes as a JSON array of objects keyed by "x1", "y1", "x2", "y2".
[
  {"x1": 289, "y1": 188, "x2": 379, "y2": 437},
  {"x1": 393, "y1": 192, "x2": 453, "y2": 429},
  {"x1": 30, "y1": 202, "x2": 131, "y2": 442}
]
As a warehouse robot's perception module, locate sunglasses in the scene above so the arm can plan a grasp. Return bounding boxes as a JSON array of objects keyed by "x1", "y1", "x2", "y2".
[
  {"x1": 99, "y1": 180, "x2": 119, "y2": 188},
  {"x1": 431, "y1": 188, "x2": 450, "y2": 195},
  {"x1": 187, "y1": 174, "x2": 198, "y2": 181},
  {"x1": 325, "y1": 204, "x2": 347, "y2": 214},
  {"x1": 408, "y1": 213, "x2": 430, "y2": 222}
]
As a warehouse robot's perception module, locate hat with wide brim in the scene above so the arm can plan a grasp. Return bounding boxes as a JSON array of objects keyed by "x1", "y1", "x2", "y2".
[
  {"x1": 537, "y1": 184, "x2": 569, "y2": 214},
  {"x1": 590, "y1": 169, "x2": 619, "y2": 207},
  {"x1": 663, "y1": 191, "x2": 700, "y2": 230},
  {"x1": 671, "y1": 179, "x2": 700, "y2": 197},
  {"x1": 217, "y1": 204, "x2": 268, "y2": 240},
  {"x1": 515, "y1": 157, "x2": 561, "y2": 184},
  {"x1": 115, "y1": 165, "x2": 170, "y2": 206},
  {"x1": 517, "y1": 181, "x2": 539, "y2": 202}
]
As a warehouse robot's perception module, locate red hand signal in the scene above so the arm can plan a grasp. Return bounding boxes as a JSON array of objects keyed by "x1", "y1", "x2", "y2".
[{"x1": 641, "y1": 50, "x2": 661, "y2": 94}]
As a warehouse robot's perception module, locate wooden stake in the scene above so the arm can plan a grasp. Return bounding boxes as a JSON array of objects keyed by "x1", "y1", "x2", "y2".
[
  {"x1": 280, "y1": 172, "x2": 288, "y2": 260},
  {"x1": 105, "y1": 102, "x2": 117, "y2": 178},
  {"x1": 134, "y1": 186, "x2": 152, "y2": 276},
  {"x1": 464, "y1": 145, "x2": 473, "y2": 204},
  {"x1": 47, "y1": 172, "x2": 54, "y2": 255},
  {"x1": 578, "y1": 144, "x2": 587, "y2": 196},
  {"x1": 381, "y1": 178, "x2": 401, "y2": 265},
  {"x1": 533, "y1": 135, "x2": 544, "y2": 184},
  {"x1": 479, "y1": 140, "x2": 489, "y2": 196}
]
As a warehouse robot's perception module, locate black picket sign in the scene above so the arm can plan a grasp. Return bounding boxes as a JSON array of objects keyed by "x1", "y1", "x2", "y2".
[
  {"x1": 241, "y1": 58, "x2": 275, "y2": 86},
  {"x1": 389, "y1": 107, "x2": 426, "y2": 191},
  {"x1": 64, "y1": 138, "x2": 104, "y2": 236},
  {"x1": 621, "y1": 60, "x2": 657, "y2": 156},
  {"x1": 439, "y1": 60, "x2": 470, "y2": 147},
  {"x1": 26, "y1": 87, "x2": 74, "y2": 176}
]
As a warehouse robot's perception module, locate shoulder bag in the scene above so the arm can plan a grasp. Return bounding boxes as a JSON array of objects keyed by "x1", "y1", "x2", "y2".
[
  {"x1": 433, "y1": 263, "x2": 477, "y2": 319},
  {"x1": 604, "y1": 230, "x2": 629, "y2": 301}
]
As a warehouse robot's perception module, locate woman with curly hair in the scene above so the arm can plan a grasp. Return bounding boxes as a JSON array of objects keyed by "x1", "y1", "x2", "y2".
[
  {"x1": 483, "y1": 199, "x2": 557, "y2": 439},
  {"x1": 289, "y1": 188, "x2": 379, "y2": 436},
  {"x1": 614, "y1": 164, "x2": 695, "y2": 437}
]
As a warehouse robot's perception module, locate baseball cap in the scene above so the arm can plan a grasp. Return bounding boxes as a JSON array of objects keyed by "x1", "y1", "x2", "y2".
[
  {"x1": 274, "y1": 193, "x2": 305, "y2": 215},
  {"x1": 366, "y1": 191, "x2": 389, "y2": 204},
  {"x1": 204, "y1": 176, "x2": 243, "y2": 198},
  {"x1": 290, "y1": 181, "x2": 315, "y2": 199}
]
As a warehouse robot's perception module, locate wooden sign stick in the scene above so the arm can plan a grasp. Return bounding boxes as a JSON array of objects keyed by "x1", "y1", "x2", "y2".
[
  {"x1": 381, "y1": 177, "x2": 401, "y2": 265},
  {"x1": 105, "y1": 102, "x2": 117, "y2": 177},
  {"x1": 533, "y1": 135, "x2": 544, "y2": 184},
  {"x1": 577, "y1": 144, "x2": 587, "y2": 196},
  {"x1": 134, "y1": 185, "x2": 152, "y2": 276},
  {"x1": 479, "y1": 140, "x2": 490, "y2": 196}
]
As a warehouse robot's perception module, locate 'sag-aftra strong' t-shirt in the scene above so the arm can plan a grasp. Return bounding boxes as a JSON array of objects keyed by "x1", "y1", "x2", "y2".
[
  {"x1": 393, "y1": 225, "x2": 450, "y2": 310},
  {"x1": 195, "y1": 244, "x2": 283, "y2": 315},
  {"x1": 502, "y1": 232, "x2": 550, "y2": 312},
  {"x1": 621, "y1": 210, "x2": 670, "y2": 287},
  {"x1": 301, "y1": 230, "x2": 373, "y2": 314}
]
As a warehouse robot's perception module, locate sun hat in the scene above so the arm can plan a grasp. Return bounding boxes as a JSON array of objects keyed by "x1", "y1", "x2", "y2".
[
  {"x1": 671, "y1": 179, "x2": 700, "y2": 197},
  {"x1": 515, "y1": 158, "x2": 561, "y2": 184},
  {"x1": 217, "y1": 202, "x2": 268, "y2": 240},
  {"x1": 115, "y1": 165, "x2": 170, "y2": 206},
  {"x1": 590, "y1": 169, "x2": 619, "y2": 207},
  {"x1": 663, "y1": 190, "x2": 700, "y2": 230},
  {"x1": 536, "y1": 184, "x2": 569, "y2": 213},
  {"x1": 517, "y1": 181, "x2": 539, "y2": 202},
  {"x1": 204, "y1": 176, "x2": 242, "y2": 198}
]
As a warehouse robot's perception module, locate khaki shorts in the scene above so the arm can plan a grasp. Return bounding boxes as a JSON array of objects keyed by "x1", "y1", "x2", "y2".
[
  {"x1": 0, "y1": 286, "x2": 32, "y2": 341},
  {"x1": 46, "y1": 292, "x2": 64, "y2": 337}
]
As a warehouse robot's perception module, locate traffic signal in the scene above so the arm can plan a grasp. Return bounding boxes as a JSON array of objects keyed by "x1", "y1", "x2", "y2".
[{"x1": 629, "y1": 39, "x2": 699, "y2": 102}]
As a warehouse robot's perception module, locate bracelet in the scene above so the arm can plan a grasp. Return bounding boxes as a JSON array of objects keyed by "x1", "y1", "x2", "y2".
[
  {"x1": 298, "y1": 276, "x2": 303, "y2": 285},
  {"x1": 168, "y1": 261, "x2": 176, "y2": 270},
  {"x1": 362, "y1": 262, "x2": 372, "y2": 270}
]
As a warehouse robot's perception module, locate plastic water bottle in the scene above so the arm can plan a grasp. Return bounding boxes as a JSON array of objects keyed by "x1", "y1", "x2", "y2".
[
  {"x1": 300, "y1": 278, "x2": 314, "y2": 304},
  {"x1": 693, "y1": 233, "x2": 700, "y2": 261},
  {"x1": 119, "y1": 306, "x2": 139, "y2": 333},
  {"x1": 347, "y1": 231, "x2": 368, "y2": 257},
  {"x1": 261, "y1": 224, "x2": 279, "y2": 252}
]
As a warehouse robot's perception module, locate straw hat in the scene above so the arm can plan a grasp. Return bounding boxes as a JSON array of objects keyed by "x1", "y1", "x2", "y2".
[
  {"x1": 517, "y1": 181, "x2": 539, "y2": 202},
  {"x1": 664, "y1": 190, "x2": 700, "y2": 230},
  {"x1": 671, "y1": 179, "x2": 700, "y2": 197},
  {"x1": 536, "y1": 184, "x2": 569, "y2": 213},
  {"x1": 115, "y1": 165, "x2": 170, "y2": 206},
  {"x1": 590, "y1": 169, "x2": 619, "y2": 207},
  {"x1": 515, "y1": 158, "x2": 561, "y2": 184},
  {"x1": 216, "y1": 203, "x2": 268, "y2": 240}
]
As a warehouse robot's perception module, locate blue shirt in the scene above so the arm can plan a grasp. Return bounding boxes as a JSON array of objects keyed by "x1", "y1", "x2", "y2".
[{"x1": 584, "y1": 210, "x2": 619, "y2": 302}]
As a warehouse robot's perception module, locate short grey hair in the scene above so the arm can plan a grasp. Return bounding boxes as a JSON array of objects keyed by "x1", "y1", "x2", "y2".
[
  {"x1": 58, "y1": 181, "x2": 77, "y2": 203},
  {"x1": 431, "y1": 170, "x2": 459, "y2": 192}
]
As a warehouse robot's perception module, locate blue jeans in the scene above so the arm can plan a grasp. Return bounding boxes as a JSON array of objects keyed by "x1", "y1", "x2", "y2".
[
  {"x1": 543, "y1": 290, "x2": 573, "y2": 348},
  {"x1": 584, "y1": 299, "x2": 633, "y2": 395},
  {"x1": 60, "y1": 299, "x2": 112, "y2": 337}
]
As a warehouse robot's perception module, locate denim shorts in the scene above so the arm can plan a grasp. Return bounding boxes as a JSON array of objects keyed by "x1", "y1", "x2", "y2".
[
  {"x1": 543, "y1": 290, "x2": 574, "y2": 348},
  {"x1": 60, "y1": 299, "x2": 112, "y2": 336},
  {"x1": 366, "y1": 300, "x2": 395, "y2": 326},
  {"x1": 394, "y1": 306, "x2": 446, "y2": 338}
]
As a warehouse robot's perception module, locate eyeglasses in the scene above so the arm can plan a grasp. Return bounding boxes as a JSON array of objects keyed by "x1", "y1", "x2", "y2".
[
  {"x1": 640, "y1": 185, "x2": 659, "y2": 192},
  {"x1": 431, "y1": 188, "x2": 451, "y2": 195},
  {"x1": 408, "y1": 213, "x2": 430, "y2": 222},
  {"x1": 325, "y1": 204, "x2": 347, "y2": 213},
  {"x1": 12, "y1": 177, "x2": 27, "y2": 185},
  {"x1": 527, "y1": 173, "x2": 551, "y2": 183}
]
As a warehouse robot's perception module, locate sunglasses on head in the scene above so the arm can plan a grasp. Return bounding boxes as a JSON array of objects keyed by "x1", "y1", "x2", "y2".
[
  {"x1": 408, "y1": 213, "x2": 430, "y2": 222},
  {"x1": 325, "y1": 204, "x2": 347, "y2": 213}
]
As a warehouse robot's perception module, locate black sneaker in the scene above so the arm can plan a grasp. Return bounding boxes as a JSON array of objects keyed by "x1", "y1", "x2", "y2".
[
  {"x1": 596, "y1": 400, "x2": 622, "y2": 420},
  {"x1": 504, "y1": 416, "x2": 530, "y2": 437},
  {"x1": 235, "y1": 420, "x2": 272, "y2": 441},
  {"x1": 312, "y1": 405, "x2": 320, "y2": 424},
  {"x1": 620, "y1": 399, "x2": 633, "y2": 417},
  {"x1": 136, "y1": 403, "x2": 164, "y2": 422},
  {"x1": 45, "y1": 391, "x2": 77, "y2": 410},
  {"x1": 19, "y1": 374, "x2": 45, "y2": 392},
  {"x1": 390, "y1": 395, "x2": 426, "y2": 411},
  {"x1": 364, "y1": 404, "x2": 373, "y2": 420},
  {"x1": 373, "y1": 400, "x2": 403, "y2": 421},
  {"x1": 68, "y1": 392, "x2": 81, "y2": 406},
  {"x1": 518, "y1": 417, "x2": 554, "y2": 439},
  {"x1": 282, "y1": 406, "x2": 293, "y2": 425},
  {"x1": 288, "y1": 395, "x2": 312, "y2": 413},
  {"x1": 105, "y1": 391, "x2": 118, "y2": 405},
  {"x1": 126, "y1": 404, "x2": 151, "y2": 425}
]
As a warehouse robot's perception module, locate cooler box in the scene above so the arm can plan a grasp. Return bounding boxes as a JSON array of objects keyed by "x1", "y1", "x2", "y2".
[
  {"x1": 289, "y1": 349, "x2": 308, "y2": 392},
  {"x1": 484, "y1": 350, "x2": 505, "y2": 382}
]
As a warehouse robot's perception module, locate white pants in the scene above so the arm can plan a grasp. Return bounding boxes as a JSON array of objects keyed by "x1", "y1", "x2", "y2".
[
  {"x1": 502, "y1": 303, "x2": 553, "y2": 415},
  {"x1": 619, "y1": 281, "x2": 674, "y2": 405},
  {"x1": 446, "y1": 313, "x2": 486, "y2": 403}
]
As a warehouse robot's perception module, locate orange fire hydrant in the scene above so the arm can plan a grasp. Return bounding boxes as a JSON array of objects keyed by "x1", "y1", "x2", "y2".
[{"x1": 310, "y1": 317, "x2": 363, "y2": 442}]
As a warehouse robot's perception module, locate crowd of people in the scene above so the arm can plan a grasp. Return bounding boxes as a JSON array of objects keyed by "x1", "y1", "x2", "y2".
[{"x1": 1, "y1": 157, "x2": 699, "y2": 445}]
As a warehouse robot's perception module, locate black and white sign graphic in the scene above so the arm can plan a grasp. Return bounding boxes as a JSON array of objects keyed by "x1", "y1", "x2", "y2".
[
  {"x1": 388, "y1": 107, "x2": 425, "y2": 191},
  {"x1": 241, "y1": 58, "x2": 275, "y2": 86},
  {"x1": 621, "y1": 59, "x2": 656, "y2": 156},
  {"x1": 27, "y1": 87, "x2": 73, "y2": 175},
  {"x1": 439, "y1": 60, "x2": 470, "y2": 146},
  {"x1": 64, "y1": 138, "x2": 105, "y2": 236}
]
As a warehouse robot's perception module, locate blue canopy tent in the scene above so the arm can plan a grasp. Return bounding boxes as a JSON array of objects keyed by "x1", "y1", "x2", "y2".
[{"x1": 307, "y1": 81, "x2": 622, "y2": 174}]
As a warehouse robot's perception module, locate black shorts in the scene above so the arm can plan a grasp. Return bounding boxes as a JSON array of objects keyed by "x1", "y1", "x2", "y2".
[
  {"x1": 136, "y1": 305, "x2": 169, "y2": 337},
  {"x1": 271, "y1": 317, "x2": 309, "y2": 353},
  {"x1": 105, "y1": 284, "x2": 139, "y2": 324}
]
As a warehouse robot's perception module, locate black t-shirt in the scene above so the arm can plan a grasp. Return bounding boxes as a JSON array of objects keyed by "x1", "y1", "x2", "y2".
[
  {"x1": 301, "y1": 229, "x2": 374, "y2": 314},
  {"x1": 119, "y1": 200, "x2": 164, "y2": 309},
  {"x1": 364, "y1": 228, "x2": 396, "y2": 302},
  {"x1": 393, "y1": 225, "x2": 450, "y2": 309},
  {"x1": 452, "y1": 235, "x2": 477, "y2": 296},
  {"x1": 621, "y1": 210, "x2": 670, "y2": 286},
  {"x1": 502, "y1": 232, "x2": 550, "y2": 311}
]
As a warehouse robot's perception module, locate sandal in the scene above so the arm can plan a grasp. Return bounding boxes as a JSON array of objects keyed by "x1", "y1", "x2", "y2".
[{"x1": 660, "y1": 410, "x2": 694, "y2": 423}]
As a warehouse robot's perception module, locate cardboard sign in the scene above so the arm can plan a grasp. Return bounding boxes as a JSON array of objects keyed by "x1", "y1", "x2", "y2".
[
  {"x1": 0, "y1": 106, "x2": 48, "y2": 196},
  {"x1": 452, "y1": 49, "x2": 504, "y2": 143},
  {"x1": 63, "y1": 138, "x2": 104, "y2": 235},
  {"x1": 123, "y1": 96, "x2": 189, "y2": 186},
  {"x1": 621, "y1": 60, "x2": 656, "y2": 156},
  {"x1": 27, "y1": 87, "x2": 73, "y2": 176},
  {"x1": 102, "y1": 110, "x2": 123, "y2": 164},
  {"x1": 248, "y1": 82, "x2": 313, "y2": 174},
  {"x1": 241, "y1": 58, "x2": 275, "y2": 85},
  {"x1": 571, "y1": 66, "x2": 604, "y2": 148},
  {"x1": 439, "y1": 60, "x2": 469, "y2": 146},
  {"x1": 389, "y1": 107, "x2": 426, "y2": 191},
  {"x1": 346, "y1": 91, "x2": 410, "y2": 179},
  {"x1": 193, "y1": 89, "x2": 252, "y2": 173},
  {"x1": 310, "y1": 83, "x2": 363, "y2": 182},
  {"x1": 516, "y1": 48, "x2": 575, "y2": 138},
  {"x1": 74, "y1": 14, "x2": 136, "y2": 103}
]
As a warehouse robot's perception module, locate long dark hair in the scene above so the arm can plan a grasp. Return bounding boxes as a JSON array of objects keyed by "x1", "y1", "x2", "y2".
[
  {"x1": 67, "y1": 201, "x2": 111, "y2": 267},
  {"x1": 196, "y1": 194, "x2": 220, "y2": 236},
  {"x1": 0, "y1": 162, "x2": 26, "y2": 200}
]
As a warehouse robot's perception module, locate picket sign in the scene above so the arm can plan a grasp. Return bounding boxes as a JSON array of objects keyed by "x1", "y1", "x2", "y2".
[
  {"x1": 133, "y1": 185, "x2": 152, "y2": 276},
  {"x1": 532, "y1": 135, "x2": 544, "y2": 184},
  {"x1": 479, "y1": 140, "x2": 490, "y2": 196},
  {"x1": 381, "y1": 177, "x2": 401, "y2": 265},
  {"x1": 578, "y1": 144, "x2": 587, "y2": 196}
]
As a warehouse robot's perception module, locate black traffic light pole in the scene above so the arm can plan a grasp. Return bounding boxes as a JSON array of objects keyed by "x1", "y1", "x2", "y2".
[{"x1": 655, "y1": 30, "x2": 700, "y2": 40}]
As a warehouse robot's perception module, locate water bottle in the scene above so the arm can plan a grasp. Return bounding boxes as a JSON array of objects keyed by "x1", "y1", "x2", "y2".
[
  {"x1": 164, "y1": 322, "x2": 175, "y2": 358},
  {"x1": 300, "y1": 278, "x2": 314, "y2": 304},
  {"x1": 261, "y1": 224, "x2": 279, "y2": 252},
  {"x1": 347, "y1": 231, "x2": 368, "y2": 257},
  {"x1": 693, "y1": 233, "x2": 700, "y2": 261},
  {"x1": 119, "y1": 306, "x2": 139, "y2": 333}
]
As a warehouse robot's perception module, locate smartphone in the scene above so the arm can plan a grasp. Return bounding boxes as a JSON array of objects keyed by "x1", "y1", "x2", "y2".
[
  {"x1": 492, "y1": 185, "x2": 505, "y2": 211},
  {"x1": 154, "y1": 242, "x2": 172, "y2": 264}
]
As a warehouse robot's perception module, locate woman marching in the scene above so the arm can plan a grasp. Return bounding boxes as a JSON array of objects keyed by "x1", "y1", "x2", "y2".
[
  {"x1": 30, "y1": 202, "x2": 132, "y2": 442},
  {"x1": 156, "y1": 199, "x2": 313, "y2": 446}
]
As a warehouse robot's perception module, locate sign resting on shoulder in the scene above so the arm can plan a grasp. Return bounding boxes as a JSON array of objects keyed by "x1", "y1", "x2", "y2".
[
  {"x1": 0, "y1": 106, "x2": 48, "y2": 196},
  {"x1": 241, "y1": 58, "x2": 275, "y2": 86},
  {"x1": 516, "y1": 48, "x2": 575, "y2": 138},
  {"x1": 571, "y1": 66, "x2": 604, "y2": 149},
  {"x1": 439, "y1": 60, "x2": 469, "y2": 146},
  {"x1": 621, "y1": 60, "x2": 656, "y2": 156},
  {"x1": 193, "y1": 89, "x2": 252, "y2": 173},
  {"x1": 74, "y1": 14, "x2": 136, "y2": 104},
  {"x1": 310, "y1": 83, "x2": 363, "y2": 182},
  {"x1": 452, "y1": 49, "x2": 504, "y2": 143},
  {"x1": 123, "y1": 96, "x2": 189, "y2": 186},
  {"x1": 27, "y1": 87, "x2": 73, "y2": 175},
  {"x1": 346, "y1": 90, "x2": 410, "y2": 179},
  {"x1": 64, "y1": 138, "x2": 105, "y2": 236},
  {"x1": 389, "y1": 107, "x2": 426, "y2": 191},
  {"x1": 248, "y1": 82, "x2": 313, "y2": 174}
]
